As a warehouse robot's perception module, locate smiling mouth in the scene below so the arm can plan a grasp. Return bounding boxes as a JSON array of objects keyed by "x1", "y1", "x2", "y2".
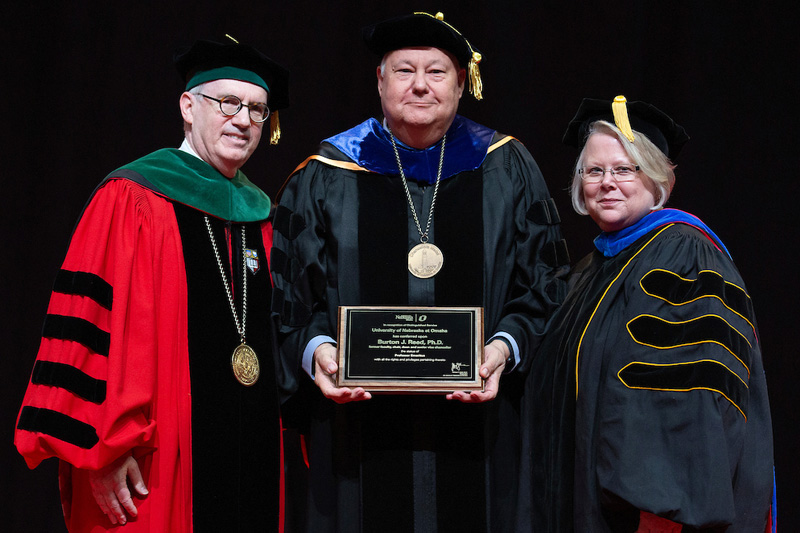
[{"x1": 224, "y1": 133, "x2": 249, "y2": 142}]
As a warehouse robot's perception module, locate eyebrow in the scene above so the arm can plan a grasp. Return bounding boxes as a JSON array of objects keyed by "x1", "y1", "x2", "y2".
[
  {"x1": 583, "y1": 158, "x2": 636, "y2": 166},
  {"x1": 213, "y1": 94, "x2": 268, "y2": 105},
  {"x1": 391, "y1": 56, "x2": 451, "y2": 67}
]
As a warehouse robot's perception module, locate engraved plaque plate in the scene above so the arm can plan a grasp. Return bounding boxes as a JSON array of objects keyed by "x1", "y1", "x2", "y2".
[{"x1": 336, "y1": 306, "x2": 484, "y2": 393}]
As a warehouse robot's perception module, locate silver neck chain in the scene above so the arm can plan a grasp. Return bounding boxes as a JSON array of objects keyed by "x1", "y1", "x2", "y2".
[
  {"x1": 205, "y1": 216, "x2": 247, "y2": 343},
  {"x1": 389, "y1": 131, "x2": 446, "y2": 244}
]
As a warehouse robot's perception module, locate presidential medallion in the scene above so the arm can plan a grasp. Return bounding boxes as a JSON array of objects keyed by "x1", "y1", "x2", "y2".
[
  {"x1": 408, "y1": 242, "x2": 444, "y2": 279},
  {"x1": 231, "y1": 343, "x2": 260, "y2": 386}
]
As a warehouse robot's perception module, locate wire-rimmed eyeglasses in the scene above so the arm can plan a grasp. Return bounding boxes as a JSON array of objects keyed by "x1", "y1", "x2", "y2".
[
  {"x1": 200, "y1": 94, "x2": 270, "y2": 123},
  {"x1": 579, "y1": 164, "x2": 640, "y2": 183}
]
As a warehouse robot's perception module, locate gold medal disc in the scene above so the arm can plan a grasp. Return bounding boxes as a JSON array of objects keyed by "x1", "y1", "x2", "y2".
[
  {"x1": 408, "y1": 243, "x2": 444, "y2": 279},
  {"x1": 231, "y1": 343, "x2": 260, "y2": 386}
]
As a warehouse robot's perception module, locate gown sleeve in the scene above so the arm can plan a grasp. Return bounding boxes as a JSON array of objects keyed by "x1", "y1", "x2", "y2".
[
  {"x1": 271, "y1": 160, "x2": 338, "y2": 397},
  {"x1": 15, "y1": 178, "x2": 183, "y2": 471},
  {"x1": 487, "y1": 138, "x2": 569, "y2": 371},
  {"x1": 591, "y1": 226, "x2": 774, "y2": 530}
]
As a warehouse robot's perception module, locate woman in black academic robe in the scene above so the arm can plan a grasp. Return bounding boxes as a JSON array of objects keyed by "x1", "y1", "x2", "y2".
[{"x1": 525, "y1": 96, "x2": 775, "y2": 532}]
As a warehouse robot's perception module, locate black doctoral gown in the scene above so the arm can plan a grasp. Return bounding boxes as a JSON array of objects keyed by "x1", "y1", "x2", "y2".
[
  {"x1": 271, "y1": 116, "x2": 568, "y2": 532},
  {"x1": 524, "y1": 212, "x2": 775, "y2": 532}
]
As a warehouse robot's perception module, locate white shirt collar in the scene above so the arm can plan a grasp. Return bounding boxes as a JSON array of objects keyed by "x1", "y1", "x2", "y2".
[{"x1": 179, "y1": 138, "x2": 202, "y2": 160}]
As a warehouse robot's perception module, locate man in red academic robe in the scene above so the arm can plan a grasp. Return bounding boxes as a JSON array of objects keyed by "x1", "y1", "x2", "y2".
[{"x1": 15, "y1": 37, "x2": 289, "y2": 532}]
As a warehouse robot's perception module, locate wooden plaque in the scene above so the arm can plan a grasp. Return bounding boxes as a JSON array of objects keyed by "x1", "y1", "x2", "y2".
[{"x1": 336, "y1": 306, "x2": 484, "y2": 393}]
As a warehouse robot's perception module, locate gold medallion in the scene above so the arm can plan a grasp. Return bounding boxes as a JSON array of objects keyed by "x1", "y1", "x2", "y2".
[
  {"x1": 231, "y1": 343, "x2": 260, "y2": 386},
  {"x1": 408, "y1": 243, "x2": 444, "y2": 279}
]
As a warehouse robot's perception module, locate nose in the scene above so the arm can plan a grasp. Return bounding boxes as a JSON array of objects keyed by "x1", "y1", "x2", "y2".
[
  {"x1": 231, "y1": 107, "x2": 251, "y2": 128},
  {"x1": 599, "y1": 171, "x2": 618, "y2": 188},
  {"x1": 412, "y1": 71, "x2": 429, "y2": 93}
]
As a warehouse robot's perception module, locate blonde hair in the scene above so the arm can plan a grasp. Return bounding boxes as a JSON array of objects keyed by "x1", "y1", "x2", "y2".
[{"x1": 570, "y1": 120, "x2": 676, "y2": 215}]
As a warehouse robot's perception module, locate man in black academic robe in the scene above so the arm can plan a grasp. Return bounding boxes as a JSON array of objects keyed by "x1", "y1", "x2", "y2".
[{"x1": 271, "y1": 12, "x2": 567, "y2": 532}]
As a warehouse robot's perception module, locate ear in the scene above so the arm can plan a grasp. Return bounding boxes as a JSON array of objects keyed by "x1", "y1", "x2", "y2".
[
  {"x1": 179, "y1": 92, "x2": 194, "y2": 125},
  {"x1": 456, "y1": 68, "x2": 466, "y2": 99}
]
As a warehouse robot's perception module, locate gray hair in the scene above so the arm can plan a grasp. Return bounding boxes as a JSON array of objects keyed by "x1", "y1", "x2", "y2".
[
  {"x1": 570, "y1": 120, "x2": 676, "y2": 215},
  {"x1": 188, "y1": 82, "x2": 207, "y2": 97}
]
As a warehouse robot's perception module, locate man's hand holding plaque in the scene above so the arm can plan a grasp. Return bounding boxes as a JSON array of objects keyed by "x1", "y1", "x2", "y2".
[
  {"x1": 446, "y1": 338, "x2": 509, "y2": 403},
  {"x1": 313, "y1": 342, "x2": 372, "y2": 404}
]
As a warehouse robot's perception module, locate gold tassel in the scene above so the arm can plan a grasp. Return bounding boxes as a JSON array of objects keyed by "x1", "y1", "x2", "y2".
[
  {"x1": 612, "y1": 95, "x2": 635, "y2": 142},
  {"x1": 270, "y1": 111, "x2": 281, "y2": 145},
  {"x1": 468, "y1": 51, "x2": 483, "y2": 100},
  {"x1": 415, "y1": 11, "x2": 484, "y2": 100}
]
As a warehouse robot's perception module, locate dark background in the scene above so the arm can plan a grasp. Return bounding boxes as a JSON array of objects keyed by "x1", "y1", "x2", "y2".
[{"x1": 2, "y1": 1, "x2": 797, "y2": 530}]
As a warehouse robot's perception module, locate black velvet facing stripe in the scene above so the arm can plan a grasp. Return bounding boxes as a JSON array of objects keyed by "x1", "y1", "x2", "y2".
[
  {"x1": 619, "y1": 360, "x2": 748, "y2": 417},
  {"x1": 273, "y1": 204, "x2": 307, "y2": 240},
  {"x1": 269, "y1": 246, "x2": 289, "y2": 279},
  {"x1": 17, "y1": 406, "x2": 99, "y2": 449},
  {"x1": 357, "y1": 174, "x2": 409, "y2": 305},
  {"x1": 270, "y1": 246, "x2": 300, "y2": 284},
  {"x1": 434, "y1": 400, "x2": 487, "y2": 531},
  {"x1": 172, "y1": 204, "x2": 280, "y2": 532},
  {"x1": 359, "y1": 397, "x2": 415, "y2": 532},
  {"x1": 356, "y1": 171, "x2": 487, "y2": 530},
  {"x1": 53, "y1": 269, "x2": 113, "y2": 310},
  {"x1": 430, "y1": 171, "x2": 486, "y2": 531},
  {"x1": 42, "y1": 314, "x2": 110, "y2": 356},
  {"x1": 356, "y1": 175, "x2": 414, "y2": 530},
  {"x1": 627, "y1": 315, "x2": 752, "y2": 373},
  {"x1": 272, "y1": 286, "x2": 311, "y2": 328},
  {"x1": 435, "y1": 170, "x2": 484, "y2": 307},
  {"x1": 526, "y1": 197, "x2": 562, "y2": 225},
  {"x1": 640, "y1": 269, "x2": 754, "y2": 323},
  {"x1": 32, "y1": 361, "x2": 106, "y2": 403}
]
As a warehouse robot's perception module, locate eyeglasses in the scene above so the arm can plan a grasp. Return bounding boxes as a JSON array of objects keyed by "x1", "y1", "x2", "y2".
[
  {"x1": 199, "y1": 94, "x2": 270, "y2": 123},
  {"x1": 579, "y1": 164, "x2": 640, "y2": 183}
]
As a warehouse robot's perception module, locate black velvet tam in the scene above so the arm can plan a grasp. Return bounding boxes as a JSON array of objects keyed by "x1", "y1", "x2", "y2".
[
  {"x1": 362, "y1": 12, "x2": 478, "y2": 68},
  {"x1": 563, "y1": 97, "x2": 689, "y2": 158},
  {"x1": 174, "y1": 37, "x2": 289, "y2": 110}
]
